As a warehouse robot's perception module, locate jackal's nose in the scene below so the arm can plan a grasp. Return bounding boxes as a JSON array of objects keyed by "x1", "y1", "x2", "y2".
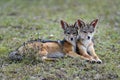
[
  {"x1": 88, "y1": 36, "x2": 90, "y2": 40},
  {"x1": 71, "y1": 38, "x2": 73, "y2": 41}
]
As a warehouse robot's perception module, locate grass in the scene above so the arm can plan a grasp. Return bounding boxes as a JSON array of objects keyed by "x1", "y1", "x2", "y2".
[{"x1": 0, "y1": 0, "x2": 120, "y2": 80}]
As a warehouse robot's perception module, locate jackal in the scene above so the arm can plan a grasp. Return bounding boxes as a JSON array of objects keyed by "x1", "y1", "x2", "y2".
[
  {"x1": 9, "y1": 20, "x2": 88, "y2": 61},
  {"x1": 76, "y1": 19, "x2": 102, "y2": 63}
]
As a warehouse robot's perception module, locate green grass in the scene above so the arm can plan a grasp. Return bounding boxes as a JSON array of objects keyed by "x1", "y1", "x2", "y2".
[{"x1": 0, "y1": 0, "x2": 120, "y2": 80}]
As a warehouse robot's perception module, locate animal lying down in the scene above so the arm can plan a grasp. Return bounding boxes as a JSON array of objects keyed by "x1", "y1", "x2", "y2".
[{"x1": 9, "y1": 39, "x2": 66, "y2": 61}]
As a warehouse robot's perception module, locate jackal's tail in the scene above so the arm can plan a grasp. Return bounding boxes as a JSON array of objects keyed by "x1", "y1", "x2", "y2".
[
  {"x1": 9, "y1": 50, "x2": 23, "y2": 61},
  {"x1": 8, "y1": 38, "x2": 43, "y2": 61}
]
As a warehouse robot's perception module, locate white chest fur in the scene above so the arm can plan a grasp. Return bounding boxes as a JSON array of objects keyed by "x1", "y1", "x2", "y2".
[
  {"x1": 72, "y1": 42, "x2": 76, "y2": 52},
  {"x1": 81, "y1": 39, "x2": 91, "y2": 48}
]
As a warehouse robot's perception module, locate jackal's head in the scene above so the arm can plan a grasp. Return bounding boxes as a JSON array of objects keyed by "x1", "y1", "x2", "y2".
[
  {"x1": 77, "y1": 19, "x2": 98, "y2": 40},
  {"x1": 60, "y1": 20, "x2": 78, "y2": 46}
]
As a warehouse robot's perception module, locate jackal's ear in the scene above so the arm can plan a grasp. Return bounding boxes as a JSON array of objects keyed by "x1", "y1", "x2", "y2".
[
  {"x1": 90, "y1": 19, "x2": 98, "y2": 28},
  {"x1": 60, "y1": 20, "x2": 68, "y2": 30},
  {"x1": 74, "y1": 22, "x2": 78, "y2": 29},
  {"x1": 77, "y1": 19, "x2": 85, "y2": 28}
]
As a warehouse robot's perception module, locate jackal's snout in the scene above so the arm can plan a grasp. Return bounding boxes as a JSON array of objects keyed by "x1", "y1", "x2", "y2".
[
  {"x1": 88, "y1": 36, "x2": 90, "y2": 40},
  {"x1": 70, "y1": 37, "x2": 73, "y2": 41}
]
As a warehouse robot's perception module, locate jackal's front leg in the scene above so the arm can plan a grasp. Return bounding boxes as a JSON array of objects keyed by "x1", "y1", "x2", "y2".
[
  {"x1": 67, "y1": 51, "x2": 81, "y2": 58},
  {"x1": 88, "y1": 45, "x2": 102, "y2": 64},
  {"x1": 78, "y1": 46, "x2": 96, "y2": 63},
  {"x1": 67, "y1": 51, "x2": 94, "y2": 61}
]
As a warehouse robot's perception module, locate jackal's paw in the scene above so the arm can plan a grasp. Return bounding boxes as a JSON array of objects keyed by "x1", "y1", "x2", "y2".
[
  {"x1": 42, "y1": 56, "x2": 57, "y2": 61},
  {"x1": 96, "y1": 59, "x2": 102, "y2": 64},
  {"x1": 42, "y1": 56, "x2": 47, "y2": 61},
  {"x1": 86, "y1": 59, "x2": 96, "y2": 64},
  {"x1": 90, "y1": 59, "x2": 96, "y2": 64}
]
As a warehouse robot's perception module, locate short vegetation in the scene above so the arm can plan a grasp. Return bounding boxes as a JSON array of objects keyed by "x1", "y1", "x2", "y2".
[{"x1": 0, "y1": 0, "x2": 120, "y2": 80}]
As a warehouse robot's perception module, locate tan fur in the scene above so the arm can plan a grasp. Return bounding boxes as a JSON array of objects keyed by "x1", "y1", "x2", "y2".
[
  {"x1": 77, "y1": 40, "x2": 96, "y2": 61},
  {"x1": 9, "y1": 20, "x2": 81, "y2": 61},
  {"x1": 9, "y1": 20, "x2": 101, "y2": 62},
  {"x1": 76, "y1": 19, "x2": 102, "y2": 63}
]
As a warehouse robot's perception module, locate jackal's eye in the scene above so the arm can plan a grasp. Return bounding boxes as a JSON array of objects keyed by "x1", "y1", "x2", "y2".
[
  {"x1": 83, "y1": 31, "x2": 87, "y2": 33},
  {"x1": 90, "y1": 31, "x2": 93, "y2": 33},
  {"x1": 67, "y1": 32, "x2": 70, "y2": 34},
  {"x1": 73, "y1": 32, "x2": 77, "y2": 35}
]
